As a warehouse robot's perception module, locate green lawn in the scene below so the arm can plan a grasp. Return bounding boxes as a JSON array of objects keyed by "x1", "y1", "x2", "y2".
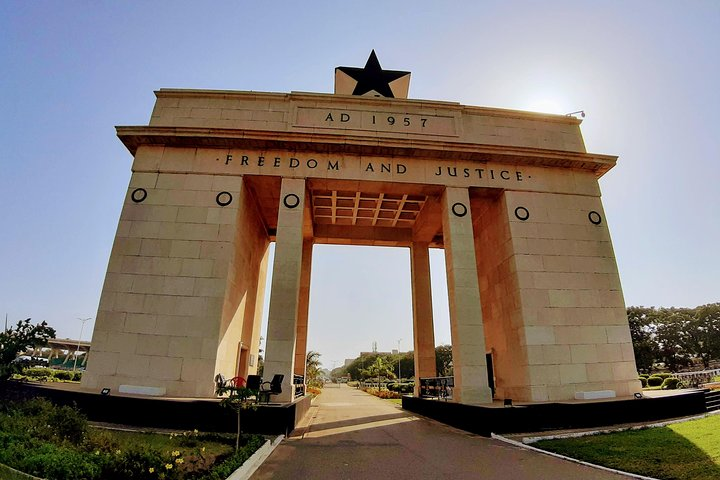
[{"x1": 535, "y1": 414, "x2": 720, "y2": 480}]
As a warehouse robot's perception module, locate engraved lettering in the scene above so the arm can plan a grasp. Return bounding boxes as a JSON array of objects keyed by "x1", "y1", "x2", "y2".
[
  {"x1": 500, "y1": 170, "x2": 510, "y2": 180},
  {"x1": 463, "y1": 168, "x2": 470, "y2": 178},
  {"x1": 516, "y1": 171, "x2": 523, "y2": 181},
  {"x1": 435, "y1": 167, "x2": 442, "y2": 176},
  {"x1": 258, "y1": 156, "x2": 265, "y2": 167},
  {"x1": 225, "y1": 154, "x2": 232, "y2": 165},
  {"x1": 447, "y1": 167, "x2": 457, "y2": 177},
  {"x1": 328, "y1": 160, "x2": 339, "y2": 171},
  {"x1": 325, "y1": 113, "x2": 334, "y2": 122},
  {"x1": 307, "y1": 159, "x2": 318, "y2": 169},
  {"x1": 397, "y1": 164, "x2": 407, "y2": 174},
  {"x1": 241, "y1": 155, "x2": 249, "y2": 166},
  {"x1": 381, "y1": 163, "x2": 391, "y2": 173},
  {"x1": 289, "y1": 158, "x2": 299, "y2": 168},
  {"x1": 475, "y1": 168, "x2": 483, "y2": 178},
  {"x1": 274, "y1": 157, "x2": 281, "y2": 167},
  {"x1": 340, "y1": 113, "x2": 350, "y2": 122},
  {"x1": 366, "y1": 163, "x2": 375, "y2": 172}
]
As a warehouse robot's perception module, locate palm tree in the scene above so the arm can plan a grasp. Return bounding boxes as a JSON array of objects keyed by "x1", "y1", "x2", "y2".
[
  {"x1": 306, "y1": 350, "x2": 322, "y2": 387},
  {"x1": 362, "y1": 356, "x2": 396, "y2": 389}
]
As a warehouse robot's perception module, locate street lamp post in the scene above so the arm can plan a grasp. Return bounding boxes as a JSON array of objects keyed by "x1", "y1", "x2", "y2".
[
  {"x1": 397, "y1": 338, "x2": 402, "y2": 381},
  {"x1": 73, "y1": 317, "x2": 92, "y2": 372}
]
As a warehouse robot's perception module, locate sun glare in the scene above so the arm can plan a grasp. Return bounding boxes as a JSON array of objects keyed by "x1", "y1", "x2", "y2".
[{"x1": 524, "y1": 97, "x2": 566, "y2": 115}]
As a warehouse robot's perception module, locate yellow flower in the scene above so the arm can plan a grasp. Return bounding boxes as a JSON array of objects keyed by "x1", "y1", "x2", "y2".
[
  {"x1": 175, "y1": 458, "x2": 184, "y2": 464},
  {"x1": 149, "y1": 467, "x2": 155, "y2": 473},
  {"x1": 171, "y1": 450, "x2": 180, "y2": 457},
  {"x1": 201, "y1": 447, "x2": 206, "y2": 453},
  {"x1": 165, "y1": 463, "x2": 173, "y2": 470},
  {"x1": 193, "y1": 429, "x2": 198, "y2": 434},
  {"x1": 115, "y1": 449, "x2": 121, "y2": 455}
]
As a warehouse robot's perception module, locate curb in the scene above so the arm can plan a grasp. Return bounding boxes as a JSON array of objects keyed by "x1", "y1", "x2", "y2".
[
  {"x1": 227, "y1": 434, "x2": 284, "y2": 480},
  {"x1": 491, "y1": 433, "x2": 658, "y2": 480}
]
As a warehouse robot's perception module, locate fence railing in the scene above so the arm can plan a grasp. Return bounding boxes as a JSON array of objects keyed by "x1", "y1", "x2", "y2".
[
  {"x1": 293, "y1": 374, "x2": 305, "y2": 397},
  {"x1": 419, "y1": 376, "x2": 454, "y2": 401},
  {"x1": 674, "y1": 368, "x2": 720, "y2": 388}
]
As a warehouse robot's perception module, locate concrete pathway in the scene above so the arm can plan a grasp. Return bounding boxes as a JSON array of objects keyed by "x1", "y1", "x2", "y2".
[{"x1": 251, "y1": 384, "x2": 628, "y2": 480}]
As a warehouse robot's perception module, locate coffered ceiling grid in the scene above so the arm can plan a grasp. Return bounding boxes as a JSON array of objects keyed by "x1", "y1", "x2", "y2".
[{"x1": 311, "y1": 190, "x2": 426, "y2": 228}]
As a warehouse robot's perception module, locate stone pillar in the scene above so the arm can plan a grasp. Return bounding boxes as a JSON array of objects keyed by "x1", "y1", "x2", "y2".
[
  {"x1": 294, "y1": 239, "x2": 314, "y2": 379},
  {"x1": 441, "y1": 187, "x2": 493, "y2": 405},
  {"x1": 263, "y1": 178, "x2": 306, "y2": 403},
  {"x1": 410, "y1": 242, "x2": 437, "y2": 396}
]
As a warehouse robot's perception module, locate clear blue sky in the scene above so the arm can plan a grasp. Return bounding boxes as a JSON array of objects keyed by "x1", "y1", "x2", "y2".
[{"x1": 1, "y1": 1, "x2": 718, "y2": 369}]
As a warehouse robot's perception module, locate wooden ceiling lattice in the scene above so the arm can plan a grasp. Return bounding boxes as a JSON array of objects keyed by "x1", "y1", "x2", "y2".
[{"x1": 311, "y1": 190, "x2": 426, "y2": 228}]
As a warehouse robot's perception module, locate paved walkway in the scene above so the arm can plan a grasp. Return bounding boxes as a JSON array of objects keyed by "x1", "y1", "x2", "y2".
[{"x1": 251, "y1": 384, "x2": 628, "y2": 480}]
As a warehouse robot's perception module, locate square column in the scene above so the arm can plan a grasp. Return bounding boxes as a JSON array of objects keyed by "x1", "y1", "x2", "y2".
[
  {"x1": 263, "y1": 178, "x2": 307, "y2": 402},
  {"x1": 293, "y1": 239, "x2": 314, "y2": 378},
  {"x1": 442, "y1": 187, "x2": 493, "y2": 405},
  {"x1": 410, "y1": 242, "x2": 437, "y2": 396}
]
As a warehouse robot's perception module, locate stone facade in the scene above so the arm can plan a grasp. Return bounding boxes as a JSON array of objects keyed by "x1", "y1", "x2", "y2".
[{"x1": 82, "y1": 87, "x2": 641, "y2": 403}]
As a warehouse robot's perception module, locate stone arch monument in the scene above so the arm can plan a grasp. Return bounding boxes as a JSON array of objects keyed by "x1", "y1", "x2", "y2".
[{"x1": 82, "y1": 52, "x2": 641, "y2": 404}]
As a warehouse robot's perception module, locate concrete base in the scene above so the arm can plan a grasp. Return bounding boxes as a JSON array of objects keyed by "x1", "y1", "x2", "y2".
[
  {"x1": 402, "y1": 390, "x2": 707, "y2": 436},
  {"x1": 574, "y1": 390, "x2": 616, "y2": 400},
  {"x1": 119, "y1": 385, "x2": 167, "y2": 396},
  {"x1": 7, "y1": 382, "x2": 312, "y2": 435}
]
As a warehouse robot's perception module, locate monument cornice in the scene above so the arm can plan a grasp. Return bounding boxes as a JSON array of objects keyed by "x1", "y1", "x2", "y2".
[{"x1": 116, "y1": 125, "x2": 617, "y2": 176}]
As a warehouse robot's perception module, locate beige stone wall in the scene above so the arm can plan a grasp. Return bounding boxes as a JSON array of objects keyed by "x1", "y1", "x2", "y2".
[
  {"x1": 147, "y1": 90, "x2": 586, "y2": 154},
  {"x1": 491, "y1": 184, "x2": 641, "y2": 401},
  {"x1": 214, "y1": 178, "x2": 269, "y2": 380},
  {"x1": 473, "y1": 194, "x2": 527, "y2": 400},
  {"x1": 82, "y1": 171, "x2": 267, "y2": 397}
]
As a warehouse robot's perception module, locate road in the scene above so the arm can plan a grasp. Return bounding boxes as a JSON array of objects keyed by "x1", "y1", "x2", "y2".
[{"x1": 251, "y1": 384, "x2": 628, "y2": 480}]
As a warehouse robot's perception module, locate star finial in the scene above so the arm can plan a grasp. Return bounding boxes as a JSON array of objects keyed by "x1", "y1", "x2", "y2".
[{"x1": 335, "y1": 50, "x2": 411, "y2": 99}]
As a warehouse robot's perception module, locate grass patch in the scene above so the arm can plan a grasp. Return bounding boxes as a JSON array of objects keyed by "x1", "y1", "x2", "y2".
[
  {"x1": 387, "y1": 398, "x2": 403, "y2": 405},
  {"x1": 535, "y1": 414, "x2": 720, "y2": 480}
]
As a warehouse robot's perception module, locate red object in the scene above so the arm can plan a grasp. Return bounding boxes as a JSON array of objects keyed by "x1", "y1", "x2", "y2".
[{"x1": 229, "y1": 376, "x2": 246, "y2": 387}]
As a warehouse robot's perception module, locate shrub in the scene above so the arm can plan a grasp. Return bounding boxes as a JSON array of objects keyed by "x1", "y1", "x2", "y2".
[
  {"x1": 638, "y1": 374, "x2": 649, "y2": 379},
  {"x1": 362, "y1": 388, "x2": 402, "y2": 399},
  {"x1": 53, "y1": 370, "x2": 73, "y2": 381},
  {"x1": 661, "y1": 377, "x2": 684, "y2": 390},
  {"x1": 72, "y1": 371, "x2": 83, "y2": 381},
  {"x1": 647, "y1": 376, "x2": 664, "y2": 387},
  {"x1": 23, "y1": 367, "x2": 53, "y2": 379},
  {"x1": 639, "y1": 377, "x2": 647, "y2": 388},
  {"x1": 198, "y1": 435, "x2": 265, "y2": 480},
  {"x1": 18, "y1": 443, "x2": 101, "y2": 480},
  {"x1": 654, "y1": 372, "x2": 673, "y2": 379}
]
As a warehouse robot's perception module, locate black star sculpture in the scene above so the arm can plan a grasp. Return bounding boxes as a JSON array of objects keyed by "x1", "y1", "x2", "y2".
[{"x1": 336, "y1": 50, "x2": 410, "y2": 98}]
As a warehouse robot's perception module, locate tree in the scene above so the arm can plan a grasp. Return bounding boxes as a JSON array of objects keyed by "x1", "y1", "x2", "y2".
[
  {"x1": 0, "y1": 318, "x2": 56, "y2": 381},
  {"x1": 435, "y1": 344, "x2": 453, "y2": 376},
  {"x1": 306, "y1": 350, "x2": 323, "y2": 388},
  {"x1": 361, "y1": 356, "x2": 396, "y2": 389},
  {"x1": 396, "y1": 351, "x2": 415, "y2": 380},
  {"x1": 655, "y1": 308, "x2": 694, "y2": 372},
  {"x1": 627, "y1": 306, "x2": 660, "y2": 373},
  {"x1": 215, "y1": 381, "x2": 257, "y2": 452},
  {"x1": 681, "y1": 303, "x2": 720, "y2": 369}
]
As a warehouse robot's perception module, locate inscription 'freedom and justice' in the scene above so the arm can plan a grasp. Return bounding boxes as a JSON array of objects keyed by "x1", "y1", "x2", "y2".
[{"x1": 218, "y1": 154, "x2": 527, "y2": 182}]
